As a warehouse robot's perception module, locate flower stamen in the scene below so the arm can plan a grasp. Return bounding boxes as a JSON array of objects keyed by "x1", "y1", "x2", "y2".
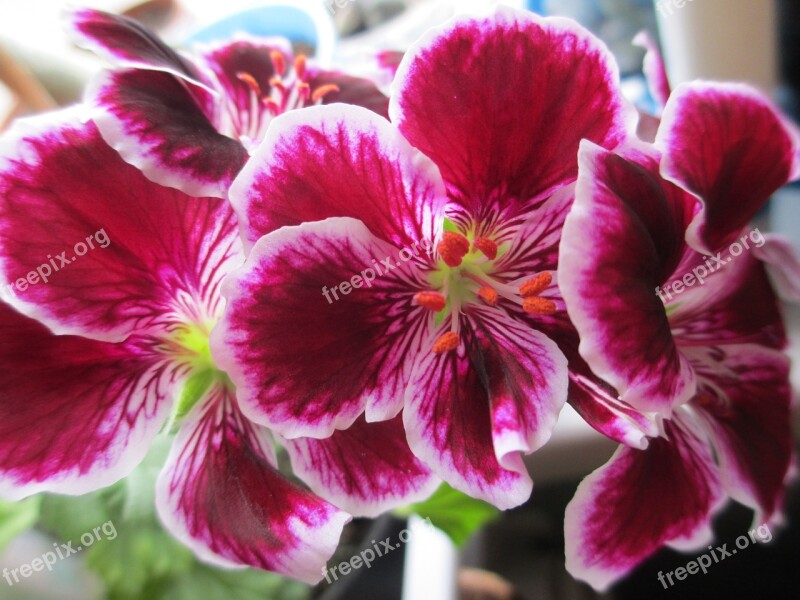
[
  {"x1": 478, "y1": 286, "x2": 498, "y2": 306},
  {"x1": 294, "y1": 54, "x2": 307, "y2": 79},
  {"x1": 522, "y1": 296, "x2": 556, "y2": 315},
  {"x1": 473, "y1": 237, "x2": 498, "y2": 260},
  {"x1": 437, "y1": 232, "x2": 470, "y2": 267},
  {"x1": 236, "y1": 72, "x2": 262, "y2": 96},
  {"x1": 519, "y1": 272, "x2": 552, "y2": 297},
  {"x1": 432, "y1": 331, "x2": 459, "y2": 353},
  {"x1": 270, "y1": 50, "x2": 287, "y2": 76},
  {"x1": 312, "y1": 83, "x2": 341, "y2": 103},
  {"x1": 413, "y1": 291, "x2": 447, "y2": 311}
]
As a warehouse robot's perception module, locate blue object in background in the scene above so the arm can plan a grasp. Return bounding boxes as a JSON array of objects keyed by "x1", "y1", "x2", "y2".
[
  {"x1": 186, "y1": 2, "x2": 336, "y2": 63},
  {"x1": 525, "y1": 0, "x2": 546, "y2": 14}
]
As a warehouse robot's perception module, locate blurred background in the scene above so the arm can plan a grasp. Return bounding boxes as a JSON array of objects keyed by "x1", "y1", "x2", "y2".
[{"x1": 1, "y1": 1, "x2": 799, "y2": 599}]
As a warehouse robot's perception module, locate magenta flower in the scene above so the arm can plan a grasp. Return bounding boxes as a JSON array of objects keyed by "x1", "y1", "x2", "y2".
[
  {"x1": 558, "y1": 83, "x2": 800, "y2": 589},
  {"x1": 211, "y1": 6, "x2": 634, "y2": 510},
  {"x1": 0, "y1": 111, "x2": 351, "y2": 583},
  {"x1": 67, "y1": 8, "x2": 388, "y2": 198}
]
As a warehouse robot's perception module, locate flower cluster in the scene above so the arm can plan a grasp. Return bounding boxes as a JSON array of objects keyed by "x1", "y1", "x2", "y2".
[{"x1": 0, "y1": 4, "x2": 798, "y2": 591}]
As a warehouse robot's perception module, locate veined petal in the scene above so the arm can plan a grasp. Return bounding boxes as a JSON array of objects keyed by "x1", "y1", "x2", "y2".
[
  {"x1": 491, "y1": 185, "x2": 574, "y2": 280},
  {"x1": 282, "y1": 414, "x2": 440, "y2": 518},
  {"x1": 632, "y1": 31, "x2": 671, "y2": 108},
  {"x1": 88, "y1": 68, "x2": 248, "y2": 198},
  {"x1": 568, "y1": 362, "x2": 656, "y2": 449},
  {"x1": 402, "y1": 326, "x2": 529, "y2": 510},
  {"x1": 559, "y1": 141, "x2": 698, "y2": 414},
  {"x1": 0, "y1": 110, "x2": 242, "y2": 342},
  {"x1": 692, "y1": 344, "x2": 793, "y2": 523},
  {"x1": 668, "y1": 250, "x2": 786, "y2": 350},
  {"x1": 657, "y1": 82, "x2": 800, "y2": 253},
  {"x1": 66, "y1": 8, "x2": 203, "y2": 83},
  {"x1": 472, "y1": 308, "x2": 568, "y2": 460},
  {"x1": 230, "y1": 104, "x2": 446, "y2": 252},
  {"x1": 156, "y1": 385, "x2": 349, "y2": 583},
  {"x1": 390, "y1": 6, "x2": 631, "y2": 221},
  {"x1": 403, "y1": 309, "x2": 568, "y2": 510},
  {"x1": 0, "y1": 302, "x2": 175, "y2": 500},
  {"x1": 565, "y1": 418, "x2": 724, "y2": 591},
  {"x1": 211, "y1": 217, "x2": 430, "y2": 440}
]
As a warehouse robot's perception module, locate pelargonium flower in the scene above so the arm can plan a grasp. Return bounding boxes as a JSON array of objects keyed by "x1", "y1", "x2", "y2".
[
  {"x1": 632, "y1": 34, "x2": 800, "y2": 300},
  {"x1": 559, "y1": 82, "x2": 800, "y2": 589},
  {"x1": 67, "y1": 8, "x2": 389, "y2": 197},
  {"x1": 0, "y1": 110, "x2": 358, "y2": 582},
  {"x1": 211, "y1": 6, "x2": 637, "y2": 510}
]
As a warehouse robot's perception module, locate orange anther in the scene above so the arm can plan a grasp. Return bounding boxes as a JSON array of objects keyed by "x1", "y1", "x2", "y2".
[
  {"x1": 519, "y1": 272, "x2": 552, "y2": 297},
  {"x1": 473, "y1": 237, "x2": 498, "y2": 260},
  {"x1": 270, "y1": 50, "x2": 287, "y2": 76},
  {"x1": 236, "y1": 72, "x2": 261, "y2": 95},
  {"x1": 437, "y1": 232, "x2": 470, "y2": 267},
  {"x1": 477, "y1": 286, "x2": 498, "y2": 306},
  {"x1": 312, "y1": 83, "x2": 341, "y2": 103},
  {"x1": 413, "y1": 291, "x2": 447, "y2": 312},
  {"x1": 269, "y1": 78, "x2": 287, "y2": 93},
  {"x1": 294, "y1": 54, "x2": 307, "y2": 79},
  {"x1": 522, "y1": 296, "x2": 557, "y2": 315},
  {"x1": 432, "y1": 331, "x2": 459, "y2": 353}
]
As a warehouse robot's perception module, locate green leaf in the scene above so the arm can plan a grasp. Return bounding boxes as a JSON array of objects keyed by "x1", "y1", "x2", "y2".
[
  {"x1": 121, "y1": 435, "x2": 171, "y2": 520},
  {"x1": 39, "y1": 487, "x2": 119, "y2": 542},
  {"x1": 0, "y1": 496, "x2": 41, "y2": 551},
  {"x1": 394, "y1": 483, "x2": 499, "y2": 546}
]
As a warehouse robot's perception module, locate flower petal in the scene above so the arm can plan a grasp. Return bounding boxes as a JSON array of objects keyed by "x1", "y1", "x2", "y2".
[
  {"x1": 476, "y1": 308, "x2": 569, "y2": 461},
  {"x1": 559, "y1": 141, "x2": 698, "y2": 414},
  {"x1": 282, "y1": 414, "x2": 439, "y2": 518},
  {"x1": 568, "y1": 360, "x2": 656, "y2": 449},
  {"x1": 88, "y1": 68, "x2": 248, "y2": 198},
  {"x1": 403, "y1": 308, "x2": 568, "y2": 510},
  {"x1": 656, "y1": 82, "x2": 800, "y2": 253},
  {"x1": 668, "y1": 250, "x2": 786, "y2": 350},
  {"x1": 308, "y1": 69, "x2": 390, "y2": 118},
  {"x1": 632, "y1": 31, "x2": 671, "y2": 108},
  {"x1": 390, "y1": 6, "x2": 631, "y2": 221},
  {"x1": 490, "y1": 185, "x2": 574, "y2": 281},
  {"x1": 211, "y1": 217, "x2": 430, "y2": 440},
  {"x1": 0, "y1": 110, "x2": 242, "y2": 342},
  {"x1": 0, "y1": 302, "x2": 174, "y2": 500},
  {"x1": 692, "y1": 344, "x2": 793, "y2": 523},
  {"x1": 197, "y1": 37, "x2": 283, "y2": 119},
  {"x1": 532, "y1": 309, "x2": 657, "y2": 449},
  {"x1": 156, "y1": 385, "x2": 349, "y2": 583},
  {"x1": 67, "y1": 8, "x2": 203, "y2": 82},
  {"x1": 230, "y1": 103, "x2": 446, "y2": 252},
  {"x1": 564, "y1": 418, "x2": 724, "y2": 591}
]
